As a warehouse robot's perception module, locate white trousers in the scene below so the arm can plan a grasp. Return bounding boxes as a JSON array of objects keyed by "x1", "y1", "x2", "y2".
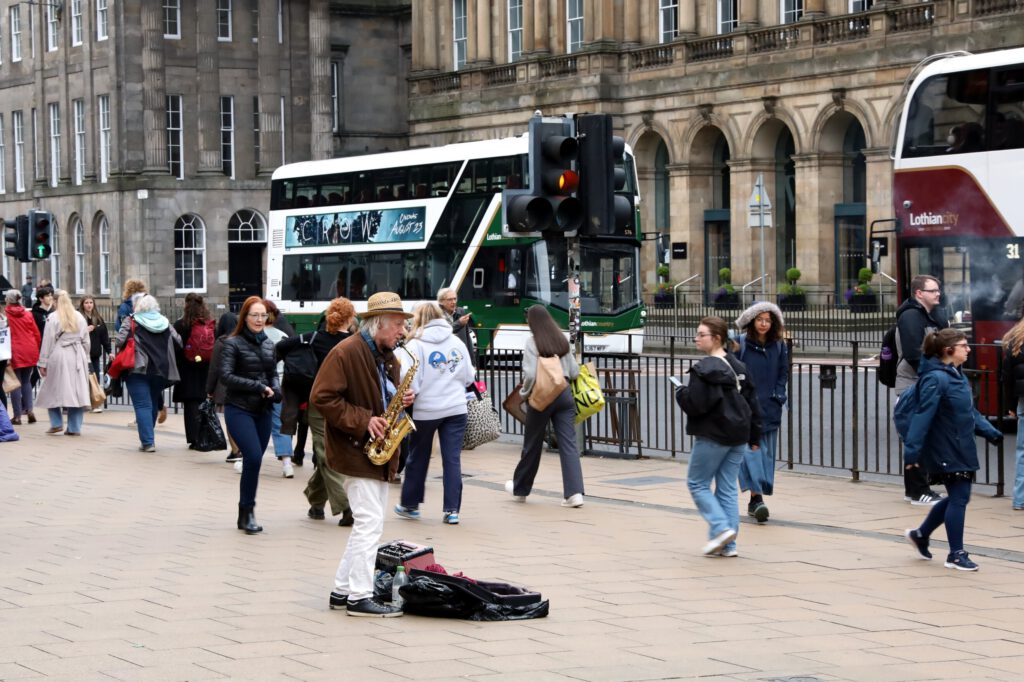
[{"x1": 334, "y1": 476, "x2": 389, "y2": 601}]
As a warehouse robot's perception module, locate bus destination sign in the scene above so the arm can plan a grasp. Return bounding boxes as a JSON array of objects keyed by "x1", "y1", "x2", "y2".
[{"x1": 285, "y1": 207, "x2": 426, "y2": 249}]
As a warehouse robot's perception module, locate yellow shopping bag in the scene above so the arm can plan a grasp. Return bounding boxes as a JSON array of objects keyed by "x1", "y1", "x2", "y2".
[{"x1": 572, "y1": 362, "x2": 605, "y2": 424}]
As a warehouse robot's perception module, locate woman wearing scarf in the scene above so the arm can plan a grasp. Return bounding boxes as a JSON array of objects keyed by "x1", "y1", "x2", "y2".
[
  {"x1": 35, "y1": 291, "x2": 92, "y2": 435},
  {"x1": 221, "y1": 296, "x2": 281, "y2": 534},
  {"x1": 113, "y1": 294, "x2": 181, "y2": 452}
]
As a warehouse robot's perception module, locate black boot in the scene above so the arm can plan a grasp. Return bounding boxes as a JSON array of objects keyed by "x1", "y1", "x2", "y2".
[{"x1": 237, "y1": 504, "x2": 263, "y2": 534}]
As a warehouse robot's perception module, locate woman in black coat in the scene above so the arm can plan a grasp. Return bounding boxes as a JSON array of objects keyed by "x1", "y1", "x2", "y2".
[
  {"x1": 78, "y1": 296, "x2": 111, "y2": 410},
  {"x1": 173, "y1": 293, "x2": 213, "y2": 447},
  {"x1": 221, "y1": 297, "x2": 281, "y2": 535}
]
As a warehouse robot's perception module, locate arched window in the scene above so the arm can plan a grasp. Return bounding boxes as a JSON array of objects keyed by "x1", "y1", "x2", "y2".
[
  {"x1": 73, "y1": 217, "x2": 86, "y2": 294},
  {"x1": 49, "y1": 217, "x2": 61, "y2": 289},
  {"x1": 228, "y1": 208, "x2": 267, "y2": 242},
  {"x1": 174, "y1": 213, "x2": 206, "y2": 292},
  {"x1": 98, "y1": 214, "x2": 110, "y2": 294}
]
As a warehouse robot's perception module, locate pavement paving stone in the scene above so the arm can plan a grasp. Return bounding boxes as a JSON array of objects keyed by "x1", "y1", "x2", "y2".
[{"x1": 7, "y1": 410, "x2": 1024, "y2": 680}]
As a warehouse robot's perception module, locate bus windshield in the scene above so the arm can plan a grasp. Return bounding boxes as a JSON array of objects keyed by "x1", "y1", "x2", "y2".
[{"x1": 525, "y1": 239, "x2": 639, "y2": 315}]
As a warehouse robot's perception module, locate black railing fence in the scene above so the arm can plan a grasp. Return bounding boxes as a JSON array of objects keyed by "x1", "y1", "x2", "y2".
[
  {"x1": 475, "y1": 333, "x2": 1008, "y2": 495},
  {"x1": 643, "y1": 292, "x2": 896, "y2": 351}
]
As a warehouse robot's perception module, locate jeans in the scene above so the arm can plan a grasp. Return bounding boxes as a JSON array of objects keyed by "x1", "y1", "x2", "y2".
[
  {"x1": 738, "y1": 430, "x2": 778, "y2": 495},
  {"x1": 687, "y1": 436, "x2": 745, "y2": 545},
  {"x1": 918, "y1": 477, "x2": 972, "y2": 554},
  {"x1": 225, "y1": 404, "x2": 272, "y2": 508},
  {"x1": 10, "y1": 366, "x2": 35, "y2": 416},
  {"x1": 512, "y1": 388, "x2": 584, "y2": 498},
  {"x1": 334, "y1": 477, "x2": 389, "y2": 601},
  {"x1": 125, "y1": 374, "x2": 165, "y2": 447},
  {"x1": 401, "y1": 413, "x2": 468, "y2": 513},
  {"x1": 1015, "y1": 399, "x2": 1024, "y2": 508},
  {"x1": 270, "y1": 401, "x2": 293, "y2": 457},
  {"x1": 48, "y1": 407, "x2": 84, "y2": 433}
]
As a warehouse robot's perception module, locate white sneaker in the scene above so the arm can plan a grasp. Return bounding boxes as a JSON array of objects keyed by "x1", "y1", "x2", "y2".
[
  {"x1": 561, "y1": 493, "x2": 584, "y2": 508},
  {"x1": 505, "y1": 480, "x2": 526, "y2": 502},
  {"x1": 234, "y1": 460, "x2": 243, "y2": 474},
  {"x1": 702, "y1": 528, "x2": 737, "y2": 556},
  {"x1": 282, "y1": 458, "x2": 294, "y2": 478},
  {"x1": 91, "y1": 407, "x2": 104, "y2": 414}
]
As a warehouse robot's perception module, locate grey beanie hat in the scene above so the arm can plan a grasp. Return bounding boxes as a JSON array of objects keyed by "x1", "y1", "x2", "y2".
[{"x1": 735, "y1": 301, "x2": 785, "y2": 330}]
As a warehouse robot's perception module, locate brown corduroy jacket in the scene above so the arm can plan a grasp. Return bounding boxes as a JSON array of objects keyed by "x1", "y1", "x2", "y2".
[{"x1": 310, "y1": 332, "x2": 401, "y2": 481}]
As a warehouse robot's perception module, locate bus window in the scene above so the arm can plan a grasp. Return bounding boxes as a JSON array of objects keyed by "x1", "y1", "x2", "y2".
[
  {"x1": 525, "y1": 239, "x2": 569, "y2": 310},
  {"x1": 903, "y1": 70, "x2": 988, "y2": 158},
  {"x1": 431, "y1": 162, "x2": 462, "y2": 197},
  {"x1": 579, "y1": 242, "x2": 640, "y2": 314},
  {"x1": 991, "y1": 66, "x2": 1024, "y2": 151}
]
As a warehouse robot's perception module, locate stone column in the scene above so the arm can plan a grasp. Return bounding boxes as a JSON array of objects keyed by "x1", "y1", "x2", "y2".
[
  {"x1": 740, "y1": 0, "x2": 761, "y2": 29},
  {"x1": 623, "y1": 0, "x2": 640, "y2": 46},
  {"x1": 804, "y1": 0, "x2": 825, "y2": 18},
  {"x1": 534, "y1": 0, "x2": 550, "y2": 55},
  {"x1": 141, "y1": 3, "x2": 167, "y2": 174},
  {"x1": 474, "y1": 0, "x2": 492, "y2": 65},
  {"x1": 195, "y1": 1, "x2": 222, "y2": 176},
  {"x1": 679, "y1": 0, "x2": 696, "y2": 37},
  {"x1": 792, "y1": 152, "x2": 842, "y2": 294},
  {"x1": 666, "y1": 163, "x2": 709, "y2": 293},
  {"x1": 421, "y1": 0, "x2": 439, "y2": 71},
  {"x1": 308, "y1": 1, "x2": 332, "y2": 161},
  {"x1": 522, "y1": 1, "x2": 535, "y2": 54},
  {"x1": 257, "y1": 0, "x2": 282, "y2": 176},
  {"x1": 727, "y1": 158, "x2": 776, "y2": 289},
  {"x1": 864, "y1": 146, "x2": 895, "y2": 274}
]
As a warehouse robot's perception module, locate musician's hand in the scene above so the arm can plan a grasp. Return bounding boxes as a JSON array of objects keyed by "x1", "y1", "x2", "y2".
[
  {"x1": 367, "y1": 416, "x2": 388, "y2": 440},
  {"x1": 402, "y1": 389, "x2": 415, "y2": 408}
]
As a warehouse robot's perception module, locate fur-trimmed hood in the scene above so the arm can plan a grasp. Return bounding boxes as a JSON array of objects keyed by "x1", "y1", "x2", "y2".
[{"x1": 735, "y1": 301, "x2": 785, "y2": 331}]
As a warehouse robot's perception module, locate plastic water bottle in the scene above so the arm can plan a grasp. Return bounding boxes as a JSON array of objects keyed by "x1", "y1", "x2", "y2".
[{"x1": 391, "y1": 565, "x2": 408, "y2": 609}]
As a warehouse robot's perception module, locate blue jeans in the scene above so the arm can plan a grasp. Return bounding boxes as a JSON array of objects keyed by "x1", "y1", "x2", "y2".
[
  {"x1": 270, "y1": 401, "x2": 293, "y2": 457},
  {"x1": 1015, "y1": 399, "x2": 1024, "y2": 508},
  {"x1": 10, "y1": 366, "x2": 35, "y2": 416},
  {"x1": 687, "y1": 437, "x2": 745, "y2": 547},
  {"x1": 739, "y1": 430, "x2": 778, "y2": 495},
  {"x1": 918, "y1": 477, "x2": 972, "y2": 554},
  {"x1": 225, "y1": 404, "x2": 272, "y2": 508},
  {"x1": 401, "y1": 413, "x2": 468, "y2": 513},
  {"x1": 125, "y1": 374, "x2": 165, "y2": 447},
  {"x1": 48, "y1": 407, "x2": 84, "y2": 433}
]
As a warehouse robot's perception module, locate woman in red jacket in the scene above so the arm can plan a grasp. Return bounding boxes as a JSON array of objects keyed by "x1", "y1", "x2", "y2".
[{"x1": 4, "y1": 290, "x2": 40, "y2": 424}]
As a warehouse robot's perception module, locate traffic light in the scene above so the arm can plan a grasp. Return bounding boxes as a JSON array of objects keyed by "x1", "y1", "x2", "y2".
[
  {"x1": 28, "y1": 209, "x2": 52, "y2": 260},
  {"x1": 4, "y1": 215, "x2": 30, "y2": 262},
  {"x1": 502, "y1": 114, "x2": 584, "y2": 236},
  {"x1": 576, "y1": 113, "x2": 635, "y2": 237}
]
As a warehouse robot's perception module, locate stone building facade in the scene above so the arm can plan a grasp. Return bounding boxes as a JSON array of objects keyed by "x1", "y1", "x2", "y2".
[
  {"x1": 406, "y1": 0, "x2": 1024, "y2": 302},
  {"x1": 0, "y1": 0, "x2": 410, "y2": 311}
]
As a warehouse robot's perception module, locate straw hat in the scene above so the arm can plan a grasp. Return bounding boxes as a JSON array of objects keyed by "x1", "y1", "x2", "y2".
[{"x1": 360, "y1": 292, "x2": 413, "y2": 319}]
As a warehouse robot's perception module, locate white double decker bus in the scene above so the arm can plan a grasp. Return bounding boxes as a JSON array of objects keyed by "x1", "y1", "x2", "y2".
[{"x1": 266, "y1": 135, "x2": 645, "y2": 353}]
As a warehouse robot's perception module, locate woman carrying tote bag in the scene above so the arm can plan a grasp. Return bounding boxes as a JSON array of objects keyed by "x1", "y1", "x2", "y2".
[{"x1": 504, "y1": 305, "x2": 584, "y2": 508}]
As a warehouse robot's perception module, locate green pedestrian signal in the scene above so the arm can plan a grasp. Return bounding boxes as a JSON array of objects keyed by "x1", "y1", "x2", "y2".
[{"x1": 28, "y1": 209, "x2": 52, "y2": 261}]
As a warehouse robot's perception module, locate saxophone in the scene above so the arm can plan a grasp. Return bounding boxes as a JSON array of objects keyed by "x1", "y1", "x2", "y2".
[{"x1": 365, "y1": 343, "x2": 418, "y2": 466}]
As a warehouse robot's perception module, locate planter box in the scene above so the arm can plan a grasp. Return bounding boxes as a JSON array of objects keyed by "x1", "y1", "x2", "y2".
[
  {"x1": 653, "y1": 293, "x2": 674, "y2": 309},
  {"x1": 849, "y1": 293, "x2": 878, "y2": 313},
  {"x1": 779, "y1": 294, "x2": 806, "y2": 311},
  {"x1": 713, "y1": 292, "x2": 740, "y2": 310}
]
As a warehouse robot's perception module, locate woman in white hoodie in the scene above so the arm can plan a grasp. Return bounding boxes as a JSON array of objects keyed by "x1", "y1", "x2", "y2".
[{"x1": 394, "y1": 302, "x2": 475, "y2": 525}]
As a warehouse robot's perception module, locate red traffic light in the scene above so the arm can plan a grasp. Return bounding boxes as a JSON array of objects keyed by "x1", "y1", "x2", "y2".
[{"x1": 557, "y1": 169, "x2": 579, "y2": 194}]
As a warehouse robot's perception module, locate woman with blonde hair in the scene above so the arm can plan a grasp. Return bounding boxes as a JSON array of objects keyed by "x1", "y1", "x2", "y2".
[
  {"x1": 395, "y1": 301, "x2": 475, "y2": 524},
  {"x1": 35, "y1": 290, "x2": 91, "y2": 435},
  {"x1": 1002, "y1": 319, "x2": 1024, "y2": 511}
]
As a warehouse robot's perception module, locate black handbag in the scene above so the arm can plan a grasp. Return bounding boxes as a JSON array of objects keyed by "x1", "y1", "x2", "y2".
[
  {"x1": 194, "y1": 399, "x2": 228, "y2": 452},
  {"x1": 282, "y1": 331, "x2": 318, "y2": 390}
]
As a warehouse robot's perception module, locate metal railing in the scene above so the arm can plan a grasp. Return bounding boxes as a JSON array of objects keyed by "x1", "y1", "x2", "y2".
[{"x1": 471, "y1": 332, "x2": 1007, "y2": 495}]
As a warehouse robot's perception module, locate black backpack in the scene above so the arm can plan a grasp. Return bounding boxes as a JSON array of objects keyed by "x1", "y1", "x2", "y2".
[
  {"x1": 878, "y1": 324, "x2": 899, "y2": 388},
  {"x1": 282, "y1": 331, "x2": 318, "y2": 391}
]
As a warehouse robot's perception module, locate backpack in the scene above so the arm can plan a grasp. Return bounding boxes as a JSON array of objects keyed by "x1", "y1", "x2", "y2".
[
  {"x1": 184, "y1": 319, "x2": 216, "y2": 363},
  {"x1": 892, "y1": 381, "x2": 919, "y2": 441},
  {"x1": 283, "y1": 331, "x2": 319, "y2": 391},
  {"x1": 878, "y1": 324, "x2": 899, "y2": 388}
]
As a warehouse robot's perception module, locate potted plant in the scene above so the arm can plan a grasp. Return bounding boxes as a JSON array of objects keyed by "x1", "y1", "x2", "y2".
[
  {"x1": 778, "y1": 267, "x2": 806, "y2": 311},
  {"x1": 846, "y1": 267, "x2": 878, "y2": 312},
  {"x1": 654, "y1": 281, "x2": 675, "y2": 308},
  {"x1": 714, "y1": 267, "x2": 740, "y2": 309},
  {"x1": 656, "y1": 263, "x2": 670, "y2": 282}
]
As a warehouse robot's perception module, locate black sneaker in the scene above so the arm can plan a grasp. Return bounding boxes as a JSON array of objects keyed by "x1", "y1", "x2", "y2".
[
  {"x1": 910, "y1": 492, "x2": 942, "y2": 506},
  {"x1": 944, "y1": 550, "x2": 979, "y2": 572},
  {"x1": 308, "y1": 506, "x2": 325, "y2": 520},
  {"x1": 346, "y1": 597, "x2": 403, "y2": 617},
  {"x1": 750, "y1": 501, "x2": 769, "y2": 523},
  {"x1": 338, "y1": 509, "x2": 354, "y2": 527},
  {"x1": 225, "y1": 451, "x2": 242, "y2": 463},
  {"x1": 904, "y1": 528, "x2": 932, "y2": 560},
  {"x1": 328, "y1": 591, "x2": 348, "y2": 610}
]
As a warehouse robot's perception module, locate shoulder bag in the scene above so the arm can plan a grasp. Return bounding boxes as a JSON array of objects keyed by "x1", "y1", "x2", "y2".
[
  {"x1": 463, "y1": 386, "x2": 501, "y2": 450},
  {"x1": 107, "y1": 318, "x2": 136, "y2": 380},
  {"x1": 283, "y1": 331, "x2": 319, "y2": 390},
  {"x1": 527, "y1": 355, "x2": 567, "y2": 411},
  {"x1": 571, "y1": 362, "x2": 605, "y2": 424}
]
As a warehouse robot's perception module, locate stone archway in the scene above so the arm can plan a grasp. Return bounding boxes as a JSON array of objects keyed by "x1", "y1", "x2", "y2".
[{"x1": 632, "y1": 129, "x2": 670, "y2": 292}]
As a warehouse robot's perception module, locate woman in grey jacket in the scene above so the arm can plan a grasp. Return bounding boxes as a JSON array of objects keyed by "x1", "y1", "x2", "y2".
[{"x1": 505, "y1": 305, "x2": 583, "y2": 508}]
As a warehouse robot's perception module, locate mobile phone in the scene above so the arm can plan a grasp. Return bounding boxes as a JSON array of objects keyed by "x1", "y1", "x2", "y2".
[{"x1": 669, "y1": 375, "x2": 684, "y2": 389}]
